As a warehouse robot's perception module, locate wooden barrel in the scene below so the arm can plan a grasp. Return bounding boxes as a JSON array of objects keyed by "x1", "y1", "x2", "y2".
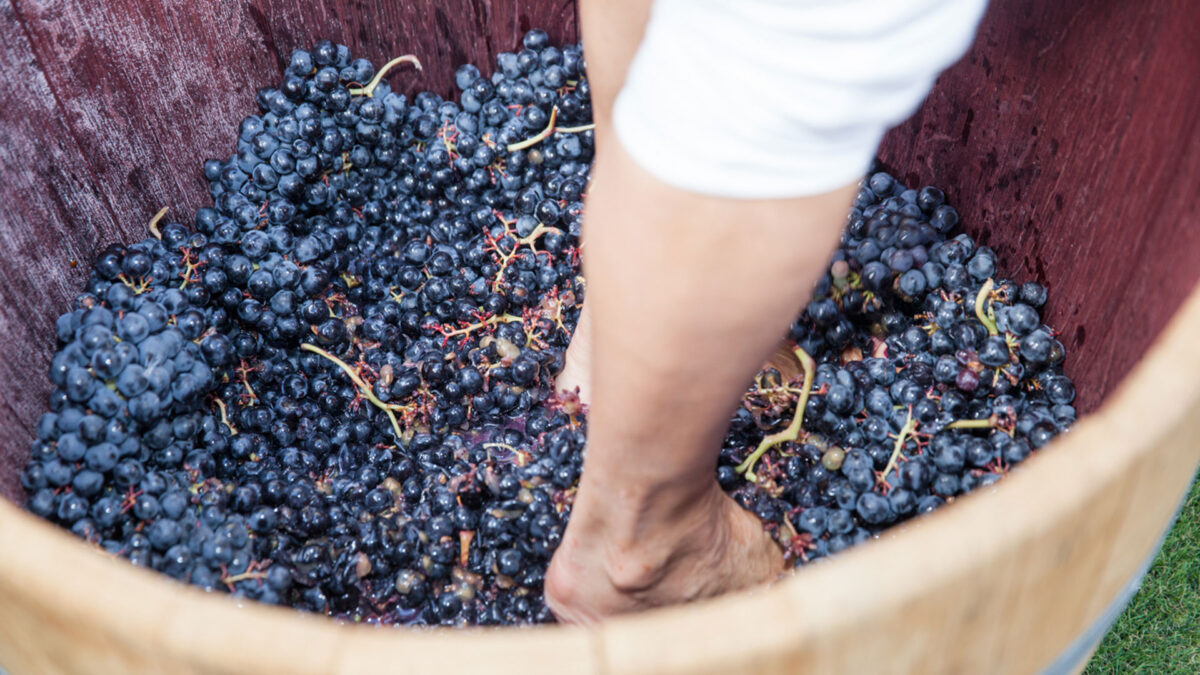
[{"x1": 1, "y1": 0, "x2": 1197, "y2": 672}]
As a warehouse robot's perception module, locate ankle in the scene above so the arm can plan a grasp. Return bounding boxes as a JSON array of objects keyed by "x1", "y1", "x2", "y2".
[{"x1": 571, "y1": 479, "x2": 726, "y2": 588}]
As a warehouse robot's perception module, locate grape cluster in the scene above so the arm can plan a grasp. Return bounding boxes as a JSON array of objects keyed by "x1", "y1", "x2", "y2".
[
  {"x1": 717, "y1": 174, "x2": 1076, "y2": 563},
  {"x1": 24, "y1": 31, "x2": 591, "y2": 626},
  {"x1": 21, "y1": 31, "x2": 1074, "y2": 626}
]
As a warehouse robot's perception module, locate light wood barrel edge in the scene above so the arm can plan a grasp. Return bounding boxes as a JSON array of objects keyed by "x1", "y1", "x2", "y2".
[{"x1": 1, "y1": 284, "x2": 1197, "y2": 675}]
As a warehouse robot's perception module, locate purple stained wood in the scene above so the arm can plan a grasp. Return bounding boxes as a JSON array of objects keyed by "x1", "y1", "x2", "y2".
[
  {"x1": 10, "y1": 0, "x2": 576, "y2": 225},
  {"x1": 0, "y1": 0, "x2": 1197, "y2": 501},
  {"x1": 0, "y1": 0, "x2": 124, "y2": 501},
  {"x1": 878, "y1": 0, "x2": 1200, "y2": 413}
]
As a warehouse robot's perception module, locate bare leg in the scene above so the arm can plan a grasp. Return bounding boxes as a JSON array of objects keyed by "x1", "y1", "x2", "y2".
[
  {"x1": 545, "y1": 128, "x2": 856, "y2": 622},
  {"x1": 555, "y1": 0, "x2": 653, "y2": 402},
  {"x1": 577, "y1": 0, "x2": 653, "y2": 128}
]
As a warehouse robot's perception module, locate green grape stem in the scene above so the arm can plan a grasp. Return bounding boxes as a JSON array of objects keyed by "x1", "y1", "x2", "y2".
[
  {"x1": 349, "y1": 55, "x2": 423, "y2": 97},
  {"x1": 736, "y1": 345, "x2": 817, "y2": 482},
  {"x1": 975, "y1": 279, "x2": 999, "y2": 336},
  {"x1": 300, "y1": 343, "x2": 404, "y2": 441},
  {"x1": 877, "y1": 409, "x2": 917, "y2": 488}
]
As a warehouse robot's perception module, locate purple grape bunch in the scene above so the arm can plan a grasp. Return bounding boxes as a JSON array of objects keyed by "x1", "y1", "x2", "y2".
[{"x1": 21, "y1": 30, "x2": 1074, "y2": 626}]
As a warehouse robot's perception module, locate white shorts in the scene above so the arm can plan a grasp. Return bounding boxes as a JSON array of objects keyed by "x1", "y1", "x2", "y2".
[{"x1": 612, "y1": 0, "x2": 989, "y2": 198}]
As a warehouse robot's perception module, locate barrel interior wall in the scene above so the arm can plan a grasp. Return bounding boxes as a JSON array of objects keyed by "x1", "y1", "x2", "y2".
[{"x1": 877, "y1": 0, "x2": 1200, "y2": 415}]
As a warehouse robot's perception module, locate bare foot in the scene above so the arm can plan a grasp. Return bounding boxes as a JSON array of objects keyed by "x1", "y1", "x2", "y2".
[
  {"x1": 556, "y1": 303, "x2": 593, "y2": 403},
  {"x1": 545, "y1": 480, "x2": 785, "y2": 624}
]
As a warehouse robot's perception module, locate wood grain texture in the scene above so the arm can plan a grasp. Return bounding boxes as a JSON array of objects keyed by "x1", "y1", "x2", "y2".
[
  {"x1": 0, "y1": 0, "x2": 121, "y2": 500},
  {"x1": 877, "y1": 0, "x2": 1200, "y2": 413}
]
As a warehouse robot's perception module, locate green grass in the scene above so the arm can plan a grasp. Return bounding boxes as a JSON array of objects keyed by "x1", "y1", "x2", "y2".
[{"x1": 1086, "y1": 478, "x2": 1200, "y2": 674}]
